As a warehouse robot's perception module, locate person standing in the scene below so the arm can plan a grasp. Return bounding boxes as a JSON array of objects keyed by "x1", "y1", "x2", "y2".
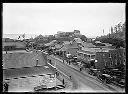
[
  {"x1": 69, "y1": 61, "x2": 70, "y2": 65},
  {"x1": 80, "y1": 67, "x2": 82, "y2": 71},
  {"x1": 69, "y1": 76, "x2": 72, "y2": 80},
  {"x1": 36, "y1": 59, "x2": 39, "y2": 66},
  {"x1": 3, "y1": 82, "x2": 9, "y2": 92},
  {"x1": 56, "y1": 72, "x2": 59, "y2": 76},
  {"x1": 6, "y1": 50, "x2": 7, "y2": 54},
  {"x1": 62, "y1": 79, "x2": 65, "y2": 85}
]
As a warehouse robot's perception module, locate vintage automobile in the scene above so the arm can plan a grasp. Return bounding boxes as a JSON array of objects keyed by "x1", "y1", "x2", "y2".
[
  {"x1": 97, "y1": 69, "x2": 125, "y2": 87},
  {"x1": 34, "y1": 85, "x2": 65, "y2": 92},
  {"x1": 110, "y1": 76, "x2": 125, "y2": 88},
  {"x1": 97, "y1": 73, "x2": 112, "y2": 84},
  {"x1": 88, "y1": 68, "x2": 99, "y2": 76}
]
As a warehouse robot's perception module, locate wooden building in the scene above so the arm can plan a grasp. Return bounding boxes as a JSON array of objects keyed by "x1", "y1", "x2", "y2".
[{"x1": 77, "y1": 50, "x2": 95, "y2": 63}]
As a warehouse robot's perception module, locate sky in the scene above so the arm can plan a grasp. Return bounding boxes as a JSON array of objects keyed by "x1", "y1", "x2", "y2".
[{"x1": 3, "y1": 3, "x2": 125, "y2": 38}]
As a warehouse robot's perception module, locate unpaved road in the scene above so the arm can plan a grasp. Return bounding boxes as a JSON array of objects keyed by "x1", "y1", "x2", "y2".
[{"x1": 48, "y1": 55, "x2": 119, "y2": 92}]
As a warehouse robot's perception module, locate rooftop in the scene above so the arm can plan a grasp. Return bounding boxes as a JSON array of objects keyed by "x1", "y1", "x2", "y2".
[
  {"x1": 73, "y1": 38, "x2": 83, "y2": 44},
  {"x1": 77, "y1": 50, "x2": 95, "y2": 55},
  {"x1": 60, "y1": 42, "x2": 79, "y2": 51},
  {"x1": 45, "y1": 40, "x2": 57, "y2": 46},
  {"x1": 82, "y1": 42, "x2": 96, "y2": 48}
]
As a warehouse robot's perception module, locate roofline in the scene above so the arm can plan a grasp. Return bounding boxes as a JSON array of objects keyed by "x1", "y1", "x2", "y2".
[{"x1": 77, "y1": 50, "x2": 95, "y2": 55}]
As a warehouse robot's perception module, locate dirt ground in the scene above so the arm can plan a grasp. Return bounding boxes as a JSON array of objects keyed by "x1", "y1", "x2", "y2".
[
  {"x1": 3, "y1": 50, "x2": 74, "y2": 92},
  {"x1": 7, "y1": 75, "x2": 62, "y2": 92},
  {"x1": 3, "y1": 50, "x2": 47, "y2": 69}
]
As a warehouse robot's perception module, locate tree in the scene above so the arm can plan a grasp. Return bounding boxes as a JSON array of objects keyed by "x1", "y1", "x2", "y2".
[
  {"x1": 18, "y1": 36, "x2": 21, "y2": 40},
  {"x1": 114, "y1": 25, "x2": 118, "y2": 33},
  {"x1": 22, "y1": 33, "x2": 25, "y2": 39},
  {"x1": 111, "y1": 26, "x2": 114, "y2": 34},
  {"x1": 103, "y1": 29, "x2": 105, "y2": 35},
  {"x1": 80, "y1": 35, "x2": 87, "y2": 42},
  {"x1": 117, "y1": 22, "x2": 122, "y2": 32},
  {"x1": 122, "y1": 22, "x2": 125, "y2": 32}
]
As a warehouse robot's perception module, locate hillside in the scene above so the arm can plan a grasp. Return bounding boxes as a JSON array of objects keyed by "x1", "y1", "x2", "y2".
[{"x1": 95, "y1": 22, "x2": 126, "y2": 48}]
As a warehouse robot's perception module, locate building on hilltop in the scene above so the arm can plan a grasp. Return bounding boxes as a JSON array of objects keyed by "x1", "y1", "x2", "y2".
[
  {"x1": 55, "y1": 30, "x2": 81, "y2": 38},
  {"x1": 74, "y1": 30, "x2": 80, "y2": 34}
]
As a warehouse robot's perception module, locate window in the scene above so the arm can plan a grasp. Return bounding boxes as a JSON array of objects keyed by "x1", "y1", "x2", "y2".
[
  {"x1": 91, "y1": 55, "x2": 95, "y2": 59},
  {"x1": 109, "y1": 54, "x2": 112, "y2": 58},
  {"x1": 103, "y1": 53, "x2": 105, "y2": 57},
  {"x1": 110, "y1": 60, "x2": 113, "y2": 66},
  {"x1": 123, "y1": 59, "x2": 126, "y2": 65},
  {"x1": 48, "y1": 59, "x2": 52, "y2": 65},
  {"x1": 77, "y1": 53, "x2": 80, "y2": 56},
  {"x1": 84, "y1": 54, "x2": 88, "y2": 57},
  {"x1": 78, "y1": 53, "x2": 82, "y2": 56},
  {"x1": 86, "y1": 55, "x2": 90, "y2": 60},
  {"x1": 104, "y1": 60, "x2": 106, "y2": 66},
  {"x1": 50, "y1": 74, "x2": 55, "y2": 78},
  {"x1": 124, "y1": 52, "x2": 125, "y2": 57},
  {"x1": 48, "y1": 59, "x2": 51, "y2": 63},
  {"x1": 115, "y1": 59, "x2": 117, "y2": 66}
]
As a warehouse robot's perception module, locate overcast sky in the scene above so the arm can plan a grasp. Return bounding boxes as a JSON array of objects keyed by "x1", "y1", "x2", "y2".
[{"x1": 3, "y1": 3, "x2": 125, "y2": 38}]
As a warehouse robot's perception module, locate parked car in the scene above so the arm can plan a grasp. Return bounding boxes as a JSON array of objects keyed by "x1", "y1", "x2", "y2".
[
  {"x1": 34, "y1": 85, "x2": 47, "y2": 91},
  {"x1": 34, "y1": 85, "x2": 65, "y2": 92},
  {"x1": 111, "y1": 76, "x2": 125, "y2": 88},
  {"x1": 97, "y1": 73, "x2": 112, "y2": 84},
  {"x1": 88, "y1": 68, "x2": 98, "y2": 76},
  {"x1": 111, "y1": 80, "x2": 125, "y2": 88},
  {"x1": 72, "y1": 60, "x2": 81, "y2": 65}
]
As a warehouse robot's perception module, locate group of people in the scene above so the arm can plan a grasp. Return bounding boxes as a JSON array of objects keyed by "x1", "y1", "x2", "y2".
[{"x1": 3, "y1": 81, "x2": 9, "y2": 92}]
